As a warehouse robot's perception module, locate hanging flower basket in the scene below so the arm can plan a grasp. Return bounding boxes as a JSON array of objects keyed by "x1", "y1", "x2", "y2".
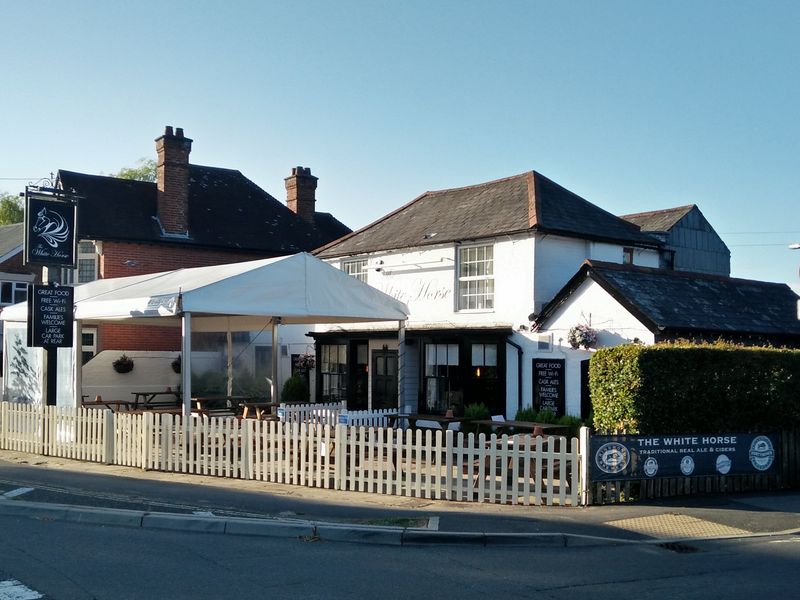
[
  {"x1": 567, "y1": 325, "x2": 598, "y2": 350},
  {"x1": 294, "y1": 352, "x2": 316, "y2": 372},
  {"x1": 112, "y1": 354, "x2": 134, "y2": 373}
]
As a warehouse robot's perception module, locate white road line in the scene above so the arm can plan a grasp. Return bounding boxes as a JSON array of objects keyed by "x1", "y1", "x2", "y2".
[
  {"x1": 192, "y1": 510, "x2": 215, "y2": 516},
  {"x1": 0, "y1": 579, "x2": 43, "y2": 600},
  {"x1": 2, "y1": 488, "x2": 34, "y2": 499}
]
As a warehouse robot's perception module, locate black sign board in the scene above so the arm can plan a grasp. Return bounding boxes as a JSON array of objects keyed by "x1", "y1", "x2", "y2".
[
  {"x1": 590, "y1": 433, "x2": 780, "y2": 481},
  {"x1": 27, "y1": 284, "x2": 74, "y2": 348},
  {"x1": 533, "y1": 359, "x2": 565, "y2": 417},
  {"x1": 24, "y1": 191, "x2": 77, "y2": 267}
]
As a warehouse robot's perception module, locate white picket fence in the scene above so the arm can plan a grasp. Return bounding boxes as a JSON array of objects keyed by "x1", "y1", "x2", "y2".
[
  {"x1": 0, "y1": 402, "x2": 111, "y2": 463},
  {"x1": 0, "y1": 402, "x2": 582, "y2": 506}
]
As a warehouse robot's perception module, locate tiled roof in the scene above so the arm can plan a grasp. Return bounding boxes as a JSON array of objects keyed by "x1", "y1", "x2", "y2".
[
  {"x1": 316, "y1": 171, "x2": 660, "y2": 258},
  {"x1": 537, "y1": 261, "x2": 800, "y2": 338},
  {"x1": 620, "y1": 204, "x2": 695, "y2": 232},
  {"x1": 57, "y1": 167, "x2": 349, "y2": 253},
  {"x1": 0, "y1": 222, "x2": 24, "y2": 257}
]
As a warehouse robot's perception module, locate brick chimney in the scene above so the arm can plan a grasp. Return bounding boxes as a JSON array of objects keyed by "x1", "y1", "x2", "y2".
[
  {"x1": 155, "y1": 126, "x2": 192, "y2": 235},
  {"x1": 285, "y1": 166, "x2": 318, "y2": 224}
]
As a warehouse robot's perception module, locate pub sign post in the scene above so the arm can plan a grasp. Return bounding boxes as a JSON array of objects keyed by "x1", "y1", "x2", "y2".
[{"x1": 22, "y1": 186, "x2": 78, "y2": 406}]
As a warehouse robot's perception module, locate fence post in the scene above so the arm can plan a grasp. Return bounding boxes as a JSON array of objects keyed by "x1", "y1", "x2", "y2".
[
  {"x1": 141, "y1": 411, "x2": 154, "y2": 470},
  {"x1": 103, "y1": 410, "x2": 115, "y2": 465},
  {"x1": 579, "y1": 426, "x2": 590, "y2": 506}
]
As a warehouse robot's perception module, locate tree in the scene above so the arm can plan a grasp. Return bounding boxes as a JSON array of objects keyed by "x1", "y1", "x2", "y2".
[
  {"x1": 110, "y1": 158, "x2": 156, "y2": 182},
  {"x1": 0, "y1": 192, "x2": 23, "y2": 224}
]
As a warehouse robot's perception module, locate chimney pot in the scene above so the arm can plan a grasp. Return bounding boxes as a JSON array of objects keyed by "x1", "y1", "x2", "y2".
[
  {"x1": 165, "y1": 126, "x2": 174, "y2": 136},
  {"x1": 176, "y1": 127, "x2": 184, "y2": 138}
]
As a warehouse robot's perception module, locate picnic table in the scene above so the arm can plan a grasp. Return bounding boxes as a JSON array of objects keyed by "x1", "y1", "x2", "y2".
[
  {"x1": 131, "y1": 389, "x2": 181, "y2": 410},
  {"x1": 240, "y1": 401, "x2": 280, "y2": 420},
  {"x1": 386, "y1": 413, "x2": 470, "y2": 430},
  {"x1": 192, "y1": 395, "x2": 266, "y2": 417},
  {"x1": 471, "y1": 420, "x2": 567, "y2": 437},
  {"x1": 81, "y1": 397, "x2": 136, "y2": 412}
]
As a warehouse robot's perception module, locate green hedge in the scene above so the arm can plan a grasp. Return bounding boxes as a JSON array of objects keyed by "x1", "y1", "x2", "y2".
[{"x1": 590, "y1": 343, "x2": 800, "y2": 434}]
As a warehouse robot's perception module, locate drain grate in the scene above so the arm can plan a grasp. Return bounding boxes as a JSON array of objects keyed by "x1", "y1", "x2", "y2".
[{"x1": 658, "y1": 541, "x2": 701, "y2": 554}]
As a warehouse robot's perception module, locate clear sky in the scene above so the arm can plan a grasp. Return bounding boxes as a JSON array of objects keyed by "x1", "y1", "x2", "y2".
[{"x1": 2, "y1": 1, "x2": 798, "y2": 290}]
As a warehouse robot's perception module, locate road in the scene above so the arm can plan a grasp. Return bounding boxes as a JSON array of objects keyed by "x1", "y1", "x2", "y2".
[{"x1": 0, "y1": 514, "x2": 798, "y2": 600}]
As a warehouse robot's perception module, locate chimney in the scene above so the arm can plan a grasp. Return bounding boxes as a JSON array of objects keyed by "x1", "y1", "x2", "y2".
[
  {"x1": 285, "y1": 166, "x2": 318, "y2": 224},
  {"x1": 155, "y1": 125, "x2": 192, "y2": 234}
]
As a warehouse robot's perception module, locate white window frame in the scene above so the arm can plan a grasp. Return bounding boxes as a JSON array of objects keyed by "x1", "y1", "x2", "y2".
[
  {"x1": 76, "y1": 241, "x2": 98, "y2": 283},
  {"x1": 0, "y1": 280, "x2": 29, "y2": 306},
  {"x1": 342, "y1": 258, "x2": 368, "y2": 283},
  {"x1": 456, "y1": 244, "x2": 494, "y2": 311}
]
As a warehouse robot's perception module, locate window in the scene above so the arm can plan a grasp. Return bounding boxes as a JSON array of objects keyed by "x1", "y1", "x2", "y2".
[
  {"x1": 342, "y1": 259, "x2": 368, "y2": 283},
  {"x1": 424, "y1": 343, "x2": 460, "y2": 413},
  {"x1": 457, "y1": 244, "x2": 494, "y2": 310},
  {"x1": 471, "y1": 343, "x2": 498, "y2": 379},
  {"x1": 80, "y1": 328, "x2": 97, "y2": 365},
  {"x1": 0, "y1": 281, "x2": 28, "y2": 305},
  {"x1": 622, "y1": 247, "x2": 634, "y2": 265},
  {"x1": 76, "y1": 242, "x2": 98, "y2": 283},
  {"x1": 320, "y1": 344, "x2": 348, "y2": 402}
]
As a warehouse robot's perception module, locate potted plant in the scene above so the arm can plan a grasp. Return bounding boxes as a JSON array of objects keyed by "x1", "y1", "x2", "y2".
[
  {"x1": 567, "y1": 324, "x2": 598, "y2": 349},
  {"x1": 171, "y1": 354, "x2": 181, "y2": 374},
  {"x1": 112, "y1": 354, "x2": 134, "y2": 373}
]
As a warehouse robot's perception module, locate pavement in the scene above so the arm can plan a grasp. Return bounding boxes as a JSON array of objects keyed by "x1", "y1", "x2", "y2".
[{"x1": 1, "y1": 449, "x2": 798, "y2": 547}]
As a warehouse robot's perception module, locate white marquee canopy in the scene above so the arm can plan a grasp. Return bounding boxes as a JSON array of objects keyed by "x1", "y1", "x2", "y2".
[{"x1": 2, "y1": 253, "x2": 410, "y2": 411}]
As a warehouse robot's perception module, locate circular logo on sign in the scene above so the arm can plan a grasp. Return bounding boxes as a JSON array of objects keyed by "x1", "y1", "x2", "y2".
[
  {"x1": 680, "y1": 455, "x2": 695, "y2": 476},
  {"x1": 595, "y1": 442, "x2": 630, "y2": 474},
  {"x1": 749, "y1": 436, "x2": 775, "y2": 471},
  {"x1": 715, "y1": 454, "x2": 732, "y2": 475},
  {"x1": 643, "y1": 456, "x2": 658, "y2": 477}
]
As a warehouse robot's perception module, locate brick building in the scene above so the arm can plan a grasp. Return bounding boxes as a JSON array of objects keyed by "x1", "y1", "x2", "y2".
[{"x1": 54, "y1": 126, "x2": 350, "y2": 356}]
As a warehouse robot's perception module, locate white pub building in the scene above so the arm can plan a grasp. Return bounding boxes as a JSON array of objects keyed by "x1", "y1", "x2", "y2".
[{"x1": 312, "y1": 170, "x2": 735, "y2": 419}]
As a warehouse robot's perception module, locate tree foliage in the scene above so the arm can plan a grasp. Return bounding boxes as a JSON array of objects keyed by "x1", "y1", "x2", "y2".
[
  {"x1": 110, "y1": 158, "x2": 156, "y2": 182},
  {"x1": 0, "y1": 192, "x2": 24, "y2": 224}
]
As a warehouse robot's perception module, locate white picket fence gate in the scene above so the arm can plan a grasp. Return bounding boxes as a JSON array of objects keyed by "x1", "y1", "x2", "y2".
[{"x1": 0, "y1": 402, "x2": 583, "y2": 506}]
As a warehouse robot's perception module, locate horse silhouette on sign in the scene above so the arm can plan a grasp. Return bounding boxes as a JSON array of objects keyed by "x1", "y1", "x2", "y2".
[{"x1": 33, "y1": 207, "x2": 70, "y2": 248}]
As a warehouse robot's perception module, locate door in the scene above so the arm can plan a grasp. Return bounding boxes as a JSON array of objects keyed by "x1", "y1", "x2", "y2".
[{"x1": 371, "y1": 349, "x2": 398, "y2": 410}]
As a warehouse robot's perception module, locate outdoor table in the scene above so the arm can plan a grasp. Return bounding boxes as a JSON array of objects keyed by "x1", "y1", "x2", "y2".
[
  {"x1": 471, "y1": 420, "x2": 567, "y2": 437},
  {"x1": 131, "y1": 389, "x2": 181, "y2": 410},
  {"x1": 391, "y1": 413, "x2": 470, "y2": 430},
  {"x1": 82, "y1": 399, "x2": 136, "y2": 412},
  {"x1": 240, "y1": 401, "x2": 280, "y2": 420}
]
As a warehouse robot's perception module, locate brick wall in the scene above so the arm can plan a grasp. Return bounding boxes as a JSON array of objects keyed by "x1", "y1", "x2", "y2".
[{"x1": 97, "y1": 240, "x2": 274, "y2": 352}]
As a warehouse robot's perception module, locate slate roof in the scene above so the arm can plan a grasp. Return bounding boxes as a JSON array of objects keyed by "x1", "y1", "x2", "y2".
[
  {"x1": 0, "y1": 223, "x2": 24, "y2": 258},
  {"x1": 57, "y1": 167, "x2": 350, "y2": 254},
  {"x1": 315, "y1": 171, "x2": 661, "y2": 258},
  {"x1": 620, "y1": 204, "x2": 695, "y2": 232},
  {"x1": 536, "y1": 261, "x2": 800, "y2": 338}
]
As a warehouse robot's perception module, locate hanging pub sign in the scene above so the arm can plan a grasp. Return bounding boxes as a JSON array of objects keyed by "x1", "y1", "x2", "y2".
[
  {"x1": 27, "y1": 284, "x2": 74, "y2": 348},
  {"x1": 590, "y1": 433, "x2": 780, "y2": 481},
  {"x1": 24, "y1": 189, "x2": 77, "y2": 268},
  {"x1": 533, "y1": 358, "x2": 565, "y2": 417}
]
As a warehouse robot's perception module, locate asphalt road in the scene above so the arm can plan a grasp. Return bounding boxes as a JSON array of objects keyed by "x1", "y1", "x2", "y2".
[{"x1": 0, "y1": 513, "x2": 798, "y2": 600}]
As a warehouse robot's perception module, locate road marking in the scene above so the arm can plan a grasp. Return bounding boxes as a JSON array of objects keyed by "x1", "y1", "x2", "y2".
[
  {"x1": 0, "y1": 579, "x2": 43, "y2": 600},
  {"x1": 2, "y1": 488, "x2": 34, "y2": 499},
  {"x1": 192, "y1": 510, "x2": 215, "y2": 516}
]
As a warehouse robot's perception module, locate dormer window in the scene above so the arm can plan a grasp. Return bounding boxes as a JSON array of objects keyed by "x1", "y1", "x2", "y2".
[
  {"x1": 457, "y1": 244, "x2": 494, "y2": 310},
  {"x1": 623, "y1": 247, "x2": 634, "y2": 265}
]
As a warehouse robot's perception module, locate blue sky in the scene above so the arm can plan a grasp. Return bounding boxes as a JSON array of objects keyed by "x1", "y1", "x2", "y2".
[{"x1": 2, "y1": 1, "x2": 798, "y2": 289}]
